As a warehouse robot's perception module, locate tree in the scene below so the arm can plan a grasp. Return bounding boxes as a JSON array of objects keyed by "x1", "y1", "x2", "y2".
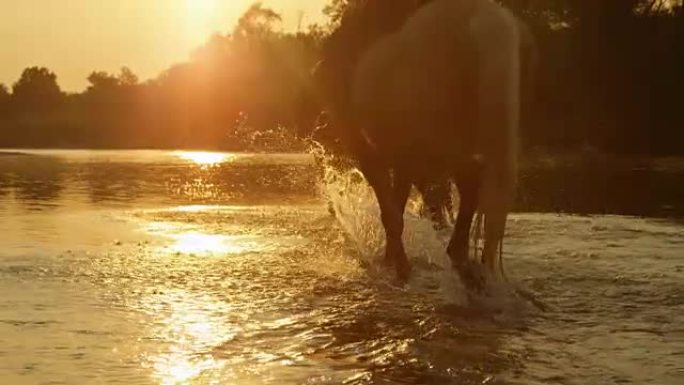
[
  {"x1": 0, "y1": 84, "x2": 10, "y2": 116},
  {"x1": 86, "y1": 71, "x2": 119, "y2": 93},
  {"x1": 0, "y1": 83, "x2": 9, "y2": 104},
  {"x1": 233, "y1": 2, "x2": 282, "y2": 40},
  {"x1": 323, "y1": 0, "x2": 350, "y2": 26},
  {"x1": 12, "y1": 67, "x2": 63, "y2": 109},
  {"x1": 86, "y1": 67, "x2": 139, "y2": 94},
  {"x1": 118, "y1": 67, "x2": 138, "y2": 87}
]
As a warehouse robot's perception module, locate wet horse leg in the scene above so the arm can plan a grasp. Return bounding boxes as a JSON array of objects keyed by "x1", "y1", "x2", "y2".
[
  {"x1": 439, "y1": 182, "x2": 454, "y2": 225},
  {"x1": 386, "y1": 169, "x2": 412, "y2": 279},
  {"x1": 360, "y1": 159, "x2": 412, "y2": 281},
  {"x1": 474, "y1": 12, "x2": 520, "y2": 278},
  {"x1": 447, "y1": 164, "x2": 481, "y2": 289}
]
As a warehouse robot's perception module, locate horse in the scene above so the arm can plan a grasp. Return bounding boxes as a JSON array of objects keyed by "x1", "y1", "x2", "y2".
[{"x1": 313, "y1": 0, "x2": 535, "y2": 289}]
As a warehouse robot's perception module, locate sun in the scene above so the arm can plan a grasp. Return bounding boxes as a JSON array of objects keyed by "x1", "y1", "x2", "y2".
[
  {"x1": 181, "y1": 0, "x2": 222, "y2": 43},
  {"x1": 184, "y1": 0, "x2": 219, "y2": 19}
]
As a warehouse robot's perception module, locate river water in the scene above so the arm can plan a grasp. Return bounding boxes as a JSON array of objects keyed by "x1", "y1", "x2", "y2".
[{"x1": 0, "y1": 149, "x2": 682, "y2": 385}]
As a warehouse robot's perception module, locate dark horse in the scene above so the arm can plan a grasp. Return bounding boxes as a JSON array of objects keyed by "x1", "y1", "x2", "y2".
[{"x1": 313, "y1": 0, "x2": 535, "y2": 288}]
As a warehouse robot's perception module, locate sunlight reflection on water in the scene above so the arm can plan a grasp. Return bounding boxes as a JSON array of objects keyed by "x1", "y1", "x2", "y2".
[
  {"x1": 143, "y1": 290, "x2": 236, "y2": 385},
  {"x1": 174, "y1": 151, "x2": 236, "y2": 166},
  {"x1": 168, "y1": 232, "x2": 260, "y2": 255},
  {"x1": 142, "y1": 205, "x2": 303, "y2": 257},
  {"x1": 142, "y1": 206, "x2": 263, "y2": 256}
]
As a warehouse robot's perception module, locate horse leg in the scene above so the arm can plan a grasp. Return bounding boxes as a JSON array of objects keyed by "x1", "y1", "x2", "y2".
[
  {"x1": 386, "y1": 169, "x2": 412, "y2": 280},
  {"x1": 440, "y1": 182, "x2": 454, "y2": 225},
  {"x1": 481, "y1": 194, "x2": 510, "y2": 279},
  {"x1": 360, "y1": 160, "x2": 411, "y2": 281},
  {"x1": 447, "y1": 165, "x2": 481, "y2": 289},
  {"x1": 472, "y1": 8, "x2": 521, "y2": 280}
]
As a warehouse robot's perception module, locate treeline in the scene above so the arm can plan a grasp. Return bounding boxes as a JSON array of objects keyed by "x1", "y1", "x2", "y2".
[
  {"x1": 0, "y1": 3, "x2": 323, "y2": 151},
  {"x1": 0, "y1": 1, "x2": 683, "y2": 155},
  {"x1": 504, "y1": 0, "x2": 684, "y2": 155}
]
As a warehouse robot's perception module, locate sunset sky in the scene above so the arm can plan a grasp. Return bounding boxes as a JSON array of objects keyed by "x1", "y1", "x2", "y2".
[{"x1": 0, "y1": 0, "x2": 328, "y2": 92}]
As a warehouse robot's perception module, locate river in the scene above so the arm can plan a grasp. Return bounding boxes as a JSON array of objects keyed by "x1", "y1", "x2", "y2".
[{"x1": 0, "y1": 149, "x2": 682, "y2": 384}]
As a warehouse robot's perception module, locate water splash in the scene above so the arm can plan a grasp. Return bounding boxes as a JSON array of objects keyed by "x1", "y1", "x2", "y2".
[
  {"x1": 310, "y1": 148, "x2": 465, "y2": 305},
  {"x1": 310, "y1": 146, "x2": 542, "y2": 314}
]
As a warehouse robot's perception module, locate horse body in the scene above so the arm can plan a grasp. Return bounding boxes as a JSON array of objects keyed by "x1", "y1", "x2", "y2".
[
  {"x1": 353, "y1": 0, "x2": 518, "y2": 157},
  {"x1": 317, "y1": 0, "x2": 528, "y2": 288}
]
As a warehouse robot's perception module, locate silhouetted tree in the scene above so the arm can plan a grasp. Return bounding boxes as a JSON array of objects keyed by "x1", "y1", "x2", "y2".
[
  {"x1": 0, "y1": 84, "x2": 9, "y2": 100},
  {"x1": 0, "y1": 84, "x2": 9, "y2": 116},
  {"x1": 86, "y1": 71, "x2": 119, "y2": 93},
  {"x1": 11, "y1": 67, "x2": 63, "y2": 110},
  {"x1": 118, "y1": 67, "x2": 139, "y2": 87},
  {"x1": 234, "y1": 2, "x2": 283, "y2": 40},
  {"x1": 86, "y1": 67, "x2": 139, "y2": 95}
]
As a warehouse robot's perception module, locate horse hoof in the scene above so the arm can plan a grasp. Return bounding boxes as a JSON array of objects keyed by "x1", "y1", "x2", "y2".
[
  {"x1": 446, "y1": 243, "x2": 466, "y2": 263},
  {"x1": 395, "y1": 260, "x2": 412, "y2": 282},
  {"x1": 454, "y1": 262, "x2": 486, "y2": 293}
]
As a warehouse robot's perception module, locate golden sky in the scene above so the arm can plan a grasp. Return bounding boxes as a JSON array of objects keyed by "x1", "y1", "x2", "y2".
[{"x1": 0, "y1": 0, "x2": 328, "y2": 92}]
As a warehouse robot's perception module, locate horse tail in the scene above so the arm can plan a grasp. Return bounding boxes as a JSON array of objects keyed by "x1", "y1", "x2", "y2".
[{"x1": 469, "y1": 3, "x2": 522, "y2": 279}]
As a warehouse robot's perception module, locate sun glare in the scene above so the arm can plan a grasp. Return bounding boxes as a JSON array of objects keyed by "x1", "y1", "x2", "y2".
[
  {"x1": 175, "y1": 151, "x2": 233, "y2": 165},
  {"x1": 183, "y1": 0, "x2": 220, "y2": 37},
  {"x1": 169, "y1": 232, "x2": 251, "y2": 255},
  {"x1": 185, "y1": 0, "x2": 219, "y2": 17}
]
